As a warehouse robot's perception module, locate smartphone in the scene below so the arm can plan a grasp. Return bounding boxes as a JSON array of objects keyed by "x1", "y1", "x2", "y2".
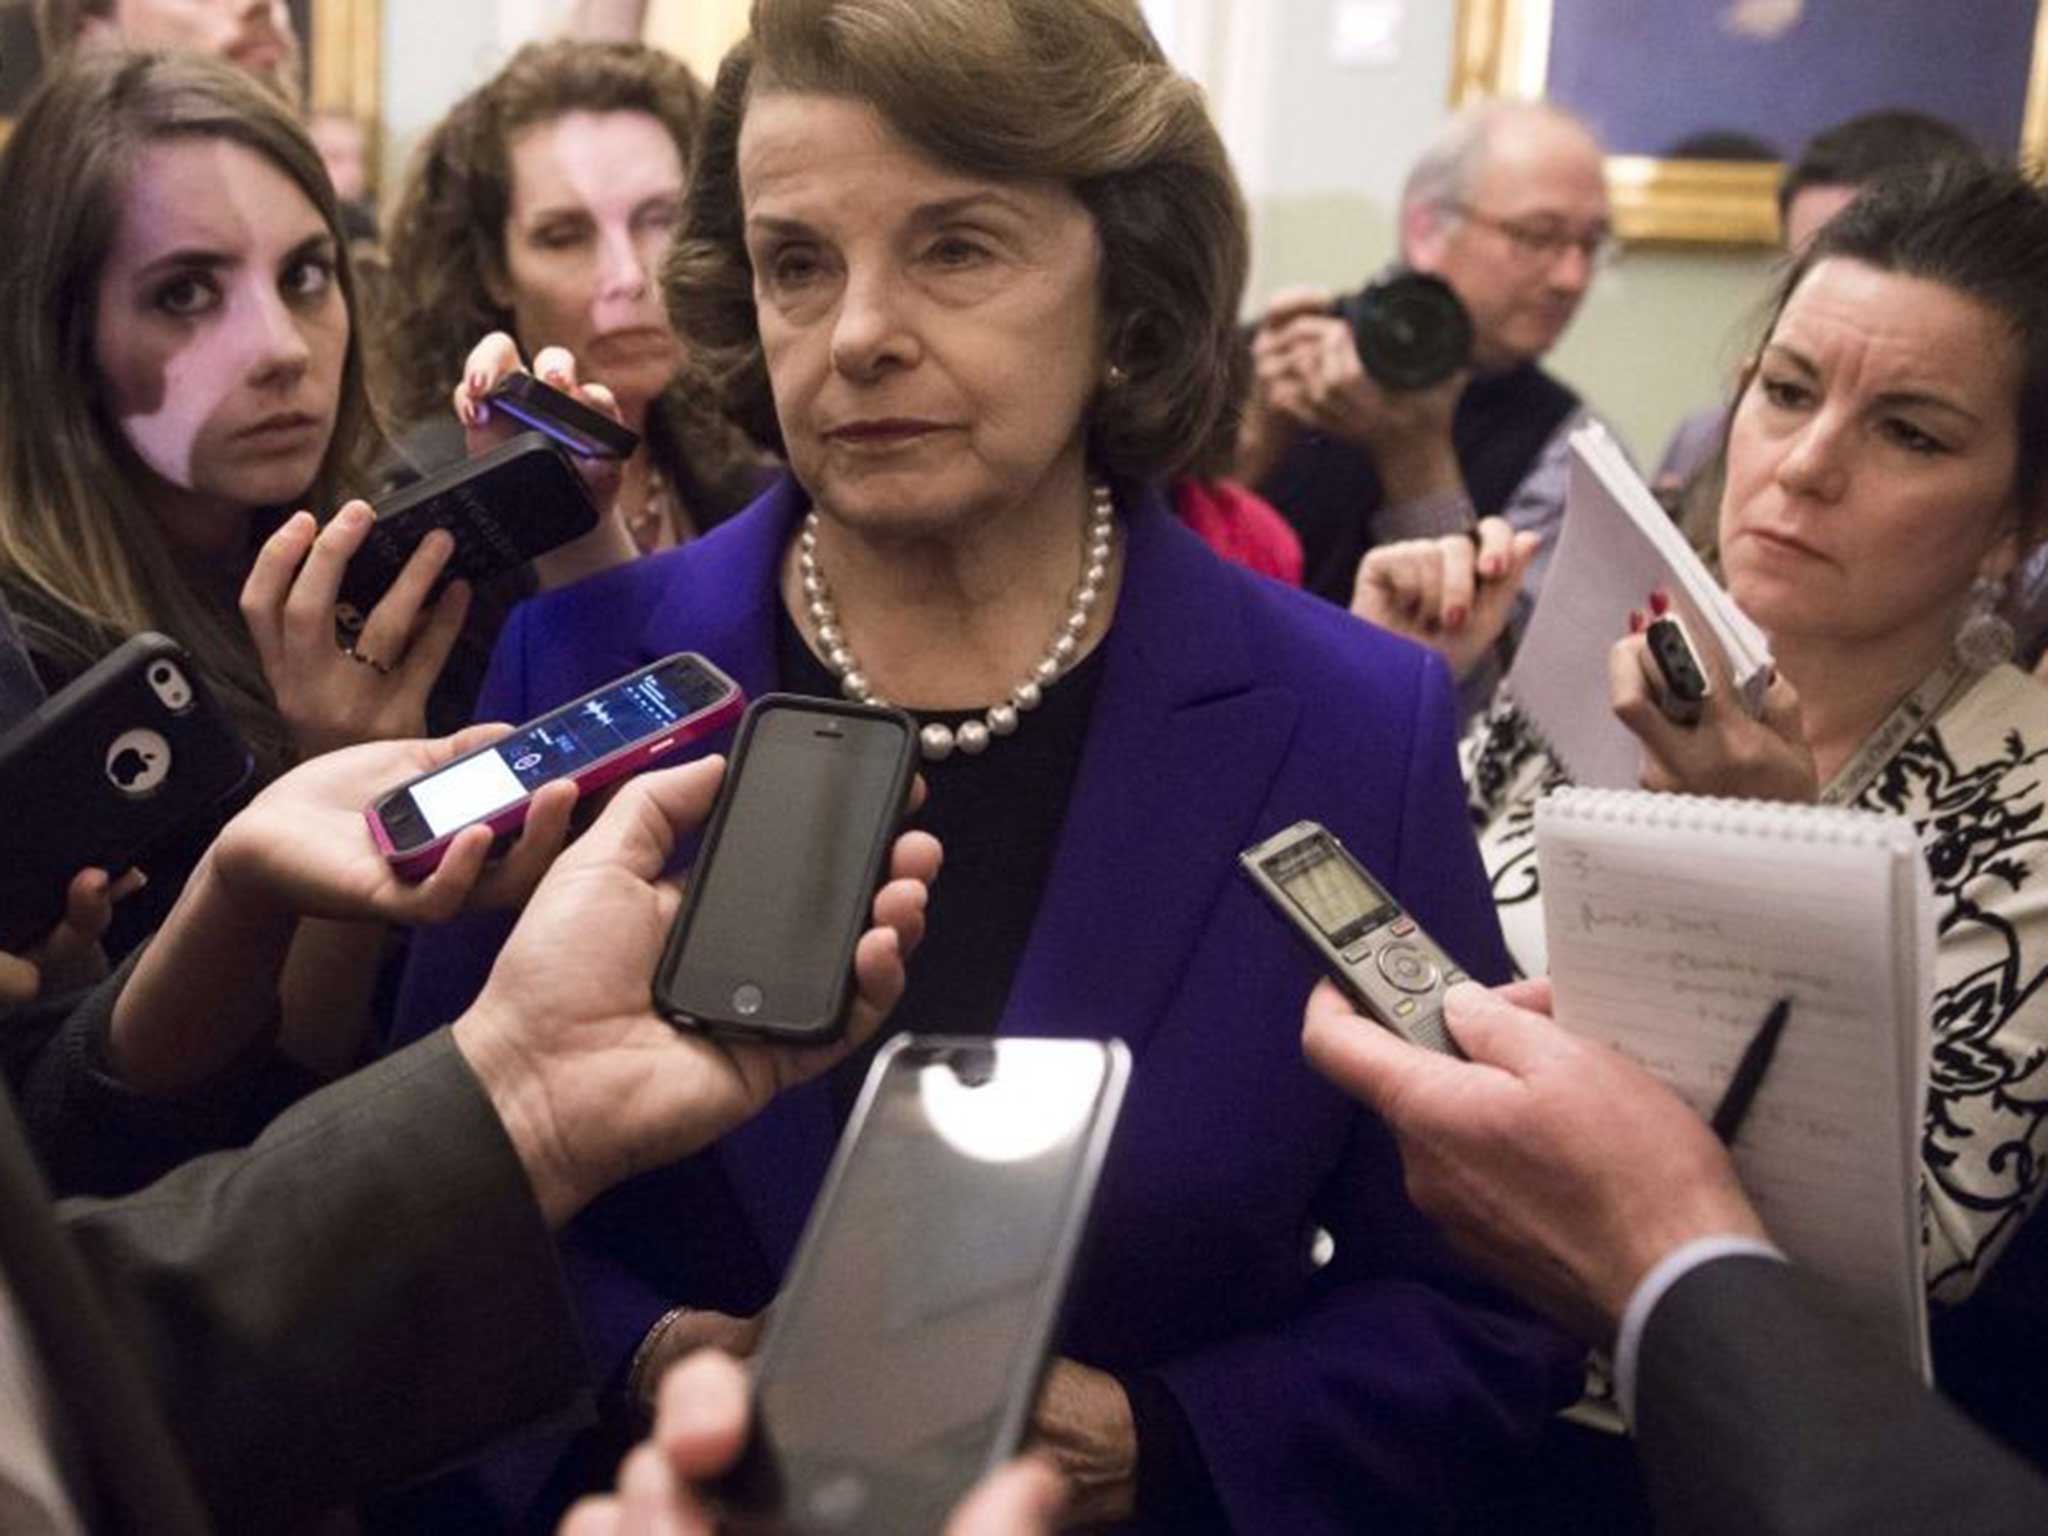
[
  {"x1": 1239, "y1": 820, "x2": 1470, "y2": 1056},
  {"x1": 1645, "y1": 614, "x2": 1709, "y2": 725},
  {"x1": 718, "y1": 1035, "x2": 1131, "y2": 1535},
  {"x1": 335, "y1": 431, "x2": 599, "y2": 631},
  {"x1": 0, "y1": 634, "x2": 252, "y2": 951},
  {"x1": 653, "y1": 695, "x2": 916, "y2": 1044},
  {"x1": 365, "y1": 652, "x2": 743, "y2": 881},
  {"x1": 487, "y1": 371, "x2": 642, "y2": 460}
]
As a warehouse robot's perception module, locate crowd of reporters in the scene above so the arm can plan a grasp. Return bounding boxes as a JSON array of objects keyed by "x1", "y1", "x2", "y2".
[{"x1": 3, "y1": 1, "x2": 2048, "y2": 1532}]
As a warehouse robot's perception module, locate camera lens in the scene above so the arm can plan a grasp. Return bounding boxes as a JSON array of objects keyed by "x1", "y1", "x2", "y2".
[
  {"x1": 1337, "y1": 271, "x2": 1474, "y2": 392},
  {"x1": 152, "y1": 665, "x2": 171, "y2": 682}
]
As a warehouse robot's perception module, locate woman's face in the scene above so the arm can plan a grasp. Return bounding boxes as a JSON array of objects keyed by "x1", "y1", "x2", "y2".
[
  {"x1": 1719, "y1": 258, "x2": 2025, "y2": 651},
  {"x1": 737, "y1": 92, "x2": 1106, "y2": 538},
  {"x1": 92, "y1": 137, "x2": 347, "y2": 531},
  {"x1": 494, "y1": 110, "x2": 686, "y2": 420}
]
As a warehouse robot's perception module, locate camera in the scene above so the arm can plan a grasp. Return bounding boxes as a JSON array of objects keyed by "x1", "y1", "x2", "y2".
[{"x1": 1333, "y1": 271, "x2": 1474, "y2": 392}]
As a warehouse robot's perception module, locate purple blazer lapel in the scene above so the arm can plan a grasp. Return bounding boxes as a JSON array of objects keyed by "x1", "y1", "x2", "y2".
[
  {"x1": 641, "y1": 475, "x2": 843, "y2": 1269},
  {"x1": 1000, "y1": 484, "x2": 1300, "y2": 1058}
]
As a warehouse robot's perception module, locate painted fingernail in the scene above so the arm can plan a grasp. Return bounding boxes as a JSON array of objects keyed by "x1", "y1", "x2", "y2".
[
  {"x1": 1629, "y1": 609, "x2": 1645, "y2": 633},
  {"x1": 1445, "y1": 606, "x2": 1468, "y2": 629},
  {"x1": 1648, "y1": 589, "x2": 1670, "y2": 616}
]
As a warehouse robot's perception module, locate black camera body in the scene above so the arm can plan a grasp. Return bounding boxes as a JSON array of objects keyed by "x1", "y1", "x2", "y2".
[{"x1": 1334, "y1": 271, "x2": 1474, "y2": 392}]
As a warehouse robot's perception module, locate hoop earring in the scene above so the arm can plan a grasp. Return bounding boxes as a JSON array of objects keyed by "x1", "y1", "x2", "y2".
[{"x1": 1956, "y1": 574, "x2": 2017, "y2": 670}]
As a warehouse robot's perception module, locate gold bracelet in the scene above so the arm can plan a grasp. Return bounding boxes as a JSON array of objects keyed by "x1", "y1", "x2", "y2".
[{"x1": 627, "y1": 1304, "x2": 694, "y2": 1417}]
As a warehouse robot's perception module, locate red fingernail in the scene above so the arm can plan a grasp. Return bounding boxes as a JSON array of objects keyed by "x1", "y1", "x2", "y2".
[
  {"x1": 1649, "y1": 590, "x2": 1670, "y2": 616},
  {"x1": 1629, "y1": 609, "x2": 1645, "y2": 633},
  {"x1": 1445, "y1": 606, "x2": 1467, "y2": 629}
]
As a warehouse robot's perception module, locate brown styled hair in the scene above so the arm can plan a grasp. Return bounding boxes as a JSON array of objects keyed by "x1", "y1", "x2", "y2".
[
  {"x1": 666, "y1": 0, "x2": 1251, "y2": 483},
  {"x1": 377, "y1": 39, "x2": 760, "y2": 518},
  {"x1": 0, "y1": 50, "x2": 373, "y2": 773}
]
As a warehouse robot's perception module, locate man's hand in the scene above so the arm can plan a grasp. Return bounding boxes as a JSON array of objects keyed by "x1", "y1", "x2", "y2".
[
  {"x1": 1302, "y1": 978, "x2": 1766, "y2": 1344},
  {"x1": 454, "y1": 756, "x2": 941, "y2": 1226},
  {"x1": 1351, "y1": 517, "x2": 1540, "y2": 679},
  {"x1": 559, "y1": 1351, "x2": 1068, "y2": 1536}
]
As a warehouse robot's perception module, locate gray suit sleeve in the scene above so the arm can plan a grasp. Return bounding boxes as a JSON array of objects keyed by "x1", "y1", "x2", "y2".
[
  {"x1": 1635, "y1": 1253, "x2": 2048, "y2": 1535},
  {"x1": 55, "y1": 1027, "x2": 590, "y2": 1529}
]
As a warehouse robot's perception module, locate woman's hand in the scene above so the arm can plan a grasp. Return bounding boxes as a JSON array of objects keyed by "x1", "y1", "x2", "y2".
[
  {"x1": 1610, "y1": 603, "x2": 1818, "y2": 802},
  {"x1": 242, "y1": 503, "x2": 471, "y2": 757},
  {"x1": 209, "y1": 727, "x2": 581, "y2": 925},
  {"x1": 1027, "y1": 1358, "x2": 1137, "y2": 1527},
  {"x1": 1351, "y1": 516, "x2": 1540, "y2": 679},
  {"x1": 455, "y1": 333, "x2": 637, "y2": 587}
]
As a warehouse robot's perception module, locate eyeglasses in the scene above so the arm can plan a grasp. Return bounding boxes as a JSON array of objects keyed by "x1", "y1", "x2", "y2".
[{"x1": 1449, "y1": 204, "x2": 1617, "y2": 268}]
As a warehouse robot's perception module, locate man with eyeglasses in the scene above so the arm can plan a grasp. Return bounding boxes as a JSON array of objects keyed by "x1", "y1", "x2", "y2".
[{"x1": 1239, "y1": 101, "x2": 1613, "y2": 712}]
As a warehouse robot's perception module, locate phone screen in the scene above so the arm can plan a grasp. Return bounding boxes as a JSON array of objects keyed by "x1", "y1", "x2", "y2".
[
  {"x1": 406, "y1": 659, "x2": 731, "y2": 838},
  {"x1": 665, "y1": 704, "x2": 909, "y2": 1032},
  {"x1": 1264, "y1": 832, "x2": 1395, "y2": 946},
  {"x1": 748, "y1": 1039, "x2": 1122, "y2": 1533}
]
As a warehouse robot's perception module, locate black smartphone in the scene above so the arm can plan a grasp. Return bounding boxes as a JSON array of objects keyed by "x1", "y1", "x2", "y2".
[
  {"x1": 487, "y1": 371, "x2": 641, "y2": 459},
  {"x1": 0, "y1": 634, "x2": 252, "y2": 951},
  {"x1": 653, "y1": 695, "x2": 916, "y2": 1044},
  {"x1": 1239, "y1": 820, "x2": 1471, "y2": 1056},
  {"x1": 718, "y1": 1035, "x2": 1131, "y2": 1535},
  {"x1": 335, "y1": 431, "x2": 599, "y2": 630},
  {"x1": 1645, "y1": 614, "x2": 1710, "y2": 725},
  {"x1": 366, "y1": 652, "x2": 744, "y2": 881}
]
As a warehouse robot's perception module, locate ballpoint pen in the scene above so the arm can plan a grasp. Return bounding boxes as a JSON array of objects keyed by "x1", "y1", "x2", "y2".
[{"x1": 1710, "y1": 996, "x2": 1792, "y2": 1146}]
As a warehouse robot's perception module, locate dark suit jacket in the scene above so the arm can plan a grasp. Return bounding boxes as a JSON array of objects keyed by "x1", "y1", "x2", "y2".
[
  {"x1": 392, "y1": 474, "x2": 1576, "y2": 1531},
  {"x1": 1635, "y1": 1254, "x2": 2048, "y2": 1535},
  {"x1": 0, "y1": 1019, "x2": 588, "y2": 1533}
]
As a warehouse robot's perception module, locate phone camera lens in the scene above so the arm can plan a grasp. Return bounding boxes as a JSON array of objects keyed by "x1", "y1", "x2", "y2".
[
  {"x1": 732, "y1": 983, "x2": 764, "y2": 1017},
  {"x1": 151, "y1": 665, "x2": 171, "y2": 682}
]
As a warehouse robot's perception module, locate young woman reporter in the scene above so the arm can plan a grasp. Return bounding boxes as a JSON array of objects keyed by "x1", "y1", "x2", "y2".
[{"x1": 0, "y1": 53, "x2": 631, "y2": 966}]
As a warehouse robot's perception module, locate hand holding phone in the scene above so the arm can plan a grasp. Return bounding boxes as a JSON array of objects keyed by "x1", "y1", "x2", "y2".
[
  {"x1": 0, "y1": 634, "x2": 251, "y2": 951},
  {"x1": 367, "y1": 653, "x2": 743, "y2": 881},
  {"x1": 654, "y1": 696, "x2": 917, "y2": 1044},
  {"x1": 714, "y1": 1035, "x2": 1130, "y2": 1534},
  {"x1": 1239, "y1": 820, "x2": 1470, "y2": 1056}
]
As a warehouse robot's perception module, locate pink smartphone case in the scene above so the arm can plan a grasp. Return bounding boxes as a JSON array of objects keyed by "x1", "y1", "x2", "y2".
[{"x1": 365, "y1": 683, "x2": 745, "y2": 881}]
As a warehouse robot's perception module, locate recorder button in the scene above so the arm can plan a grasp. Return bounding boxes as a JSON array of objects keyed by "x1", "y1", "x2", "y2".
[
  {"x1": 1390, "y1": 917, "x2": 1417, "y2": 938},
  {"x1": 1341, "y1": 939, "x2": 1374, "y2": 964},
  {"x1": 1393, "y1": 997, "x2": 1417, "y2": 1018},
  {"x1": 732, "y1": 983, "x2": 764, "y2": 1017},
  {"x1": 1376, "y1": 942, "x2": 1439, "y2": 995}
]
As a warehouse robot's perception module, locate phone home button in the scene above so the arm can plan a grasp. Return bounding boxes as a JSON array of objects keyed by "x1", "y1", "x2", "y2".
[{"x1": 732, "y1": 982, "x2": 764, "y2": 1017}]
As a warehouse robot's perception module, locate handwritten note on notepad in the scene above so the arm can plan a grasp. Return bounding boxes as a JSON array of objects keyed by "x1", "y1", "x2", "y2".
[{"x1": 1536, "y1": 788, "x2": 1932, "y2": 1377}]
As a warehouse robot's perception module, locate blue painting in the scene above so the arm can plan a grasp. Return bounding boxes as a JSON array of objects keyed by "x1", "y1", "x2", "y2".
[{"x1": 1545, "y1": 0, "x2": 2040, "y2": 161}]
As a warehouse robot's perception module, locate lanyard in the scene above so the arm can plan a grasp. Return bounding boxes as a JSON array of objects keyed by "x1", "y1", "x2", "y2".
[{"x1": 1817, "y1": 658, "x2": 1978, "y2": 807}]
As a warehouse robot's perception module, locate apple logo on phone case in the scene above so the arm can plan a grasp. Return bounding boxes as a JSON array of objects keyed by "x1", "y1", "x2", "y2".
[{"x1": 106, "y1": 729, "x2": 172, "y2": 798}]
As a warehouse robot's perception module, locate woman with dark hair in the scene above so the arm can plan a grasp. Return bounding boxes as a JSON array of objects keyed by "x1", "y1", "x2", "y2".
[
  {"x1": 379, "y1": 39, "x2": 763, "y2": 554},
  {"x1": 1361, "y1": 157, "x2": 2048, "y2": 1471},
  {"x1": 388, "y1": 1, "x2": 1571, "y2": 1529}
]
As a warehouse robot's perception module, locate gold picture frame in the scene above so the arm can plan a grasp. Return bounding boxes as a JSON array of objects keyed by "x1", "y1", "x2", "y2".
[{"x1": 1451, "y1": 0, "x2": 2048, "y2": 247}]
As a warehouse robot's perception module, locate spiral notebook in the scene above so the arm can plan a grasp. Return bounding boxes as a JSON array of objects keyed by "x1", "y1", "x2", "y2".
[
  {"x1": 1536, "y1": 787, "x2": 1933, "y2": 1379},
  {"x1": 1507, "y1": 424, "x2": 1774, "y2": 788}
]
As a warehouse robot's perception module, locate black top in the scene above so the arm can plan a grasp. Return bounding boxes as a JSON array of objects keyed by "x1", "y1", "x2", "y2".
[
  {"x1": 772, "y1": 603, "x2": 1105, "y2": 1118},
  {"x1": 1257, "y1": 350, "x2": 1581, "y2": 604}
]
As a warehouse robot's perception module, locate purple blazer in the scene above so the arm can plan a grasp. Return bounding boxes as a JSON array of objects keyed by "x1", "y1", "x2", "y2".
[{"x1": 390, "y1": 476, "x2": 1572, "y2": 1531}]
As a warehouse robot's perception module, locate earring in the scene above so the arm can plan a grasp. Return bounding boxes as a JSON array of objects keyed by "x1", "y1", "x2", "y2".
[
  {"x1": 1103, "y1": 361, "x2": 1128, "y2": 389},
  {"x1": 1956, "y1": 574, "x2": 2017, "y2": 670}
]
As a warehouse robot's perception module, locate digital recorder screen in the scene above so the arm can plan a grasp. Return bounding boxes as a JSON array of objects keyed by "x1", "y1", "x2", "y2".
[
  {"x1": 410, "y1": 662, "x2": 725, "y2": 837},
  {"x1": 1266, "y1": 835, "x2": 1394, "y2": 943}
]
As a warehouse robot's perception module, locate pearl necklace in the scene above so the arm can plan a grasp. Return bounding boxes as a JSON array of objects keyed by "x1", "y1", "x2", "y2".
[{"x1": 798, "y1": 482, "x2": 1116, "y2": 761}]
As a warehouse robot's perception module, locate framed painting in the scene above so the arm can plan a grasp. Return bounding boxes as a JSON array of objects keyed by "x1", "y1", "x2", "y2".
[
  {"x1": 1452, "y1": 0, "x2": 2048, "y2": 245},
  {"x1": 1, "y1": 0, "x2": 381, "y2": 150}
]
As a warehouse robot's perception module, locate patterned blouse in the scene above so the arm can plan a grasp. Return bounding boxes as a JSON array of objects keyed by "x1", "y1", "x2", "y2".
[{"x1": 1461, "y1": 663, "x2": 2048, "y2": 1304}]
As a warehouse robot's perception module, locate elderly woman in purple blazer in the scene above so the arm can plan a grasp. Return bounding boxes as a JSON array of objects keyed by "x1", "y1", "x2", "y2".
[{"x1": 387, "y1": 0, "x2": 1573, "y2": 1528}]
